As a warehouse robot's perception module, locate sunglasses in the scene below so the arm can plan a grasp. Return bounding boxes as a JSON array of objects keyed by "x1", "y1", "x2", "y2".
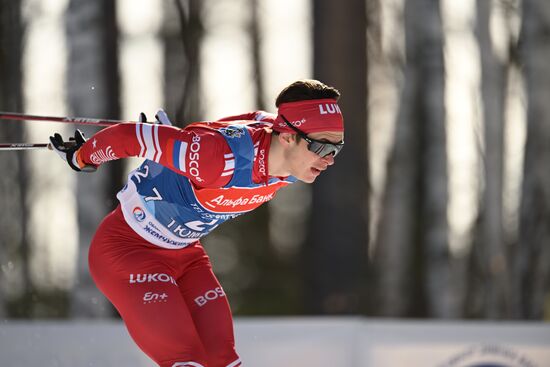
[{"x1": 280, "y1": 115, "x2": 344, "y2": 158}]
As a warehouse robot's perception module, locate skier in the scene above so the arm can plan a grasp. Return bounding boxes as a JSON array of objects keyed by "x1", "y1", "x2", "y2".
[{"x1": 50, "y1": 79, "x2": 344, "y2": 367}]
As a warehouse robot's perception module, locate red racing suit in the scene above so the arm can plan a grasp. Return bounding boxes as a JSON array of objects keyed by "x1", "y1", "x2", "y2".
[{"x1": 80, "y1": 111, "x2": 295, "y2": 367}]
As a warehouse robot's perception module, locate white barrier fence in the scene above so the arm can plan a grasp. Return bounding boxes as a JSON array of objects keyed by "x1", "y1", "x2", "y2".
[{"x1": 1, "y1": 318, "x2": 549, "y2": 367}]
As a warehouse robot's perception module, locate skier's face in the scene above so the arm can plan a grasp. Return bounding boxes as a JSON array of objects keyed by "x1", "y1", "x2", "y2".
[{"x1": 286, "y1": 131, "x2": 342, "y2": 183}]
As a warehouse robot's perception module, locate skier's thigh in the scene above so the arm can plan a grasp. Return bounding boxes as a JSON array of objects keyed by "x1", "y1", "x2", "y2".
[
  {"x1": 110, "y1": 273, "x2": 209, "y2": 367},
  {"x1": 179, "y1": 263, "x2": 240, "y2": 367}
]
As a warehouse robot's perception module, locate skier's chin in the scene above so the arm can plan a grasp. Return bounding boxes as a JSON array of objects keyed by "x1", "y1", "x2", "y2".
[{"x1": 299, "y1": 173, "x2": 317, "y2": 184}]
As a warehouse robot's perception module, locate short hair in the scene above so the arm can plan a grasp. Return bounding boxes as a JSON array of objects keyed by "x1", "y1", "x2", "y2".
[{"x1": 275, "y1": 79, "x2": 340, "y2": 107}]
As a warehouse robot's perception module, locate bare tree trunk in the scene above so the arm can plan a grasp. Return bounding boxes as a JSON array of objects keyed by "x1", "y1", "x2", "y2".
[
  {"x1": 66, "y1": 0, "x2": 120, "y2": 318},
  {"x1": 467, "y1": 0, "x2": 510, "y2": 319},
  {"x1": 0, "y1": 0, "x2": 32, "y2": 317},
  {"x1": 163, "y1": 0, "x2": 203, "y2": 126},
  {"x1": 415, "y1": 0, "x2": 450, "y2": 318},
  {"x1": 372, "y1": 65, "x2": 419, "y2": 316},
  {"x1": 514, "y1": 0, "x2": 550, "y2": 319},
  {"x1": 307, "y1": 0, "x2": 369, "y2": 314},
  {"x1": 373, "y1": 0, "x2": 449, "y2": 317},
  {"x1": 250, "y1": 0, "x2": 266, "y2": 111}
]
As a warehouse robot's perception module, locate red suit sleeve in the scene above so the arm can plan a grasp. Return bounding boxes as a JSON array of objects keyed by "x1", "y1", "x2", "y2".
[{"x1": 76, "y1": 123, "x2": 232, "y2": 188}]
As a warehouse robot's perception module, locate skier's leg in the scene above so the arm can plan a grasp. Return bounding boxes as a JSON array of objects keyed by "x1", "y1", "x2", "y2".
[
  {"x1": 88, "y1": 208, "x2": 209, "y2": 367},
  {"x1": 178, "y1": 252, "x2": 241, "y2": 367}
]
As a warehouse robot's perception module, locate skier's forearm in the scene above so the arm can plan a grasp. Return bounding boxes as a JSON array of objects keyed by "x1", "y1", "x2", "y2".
[{"x1": 77, "y1": 123, "x2": 142, "y2": 167}]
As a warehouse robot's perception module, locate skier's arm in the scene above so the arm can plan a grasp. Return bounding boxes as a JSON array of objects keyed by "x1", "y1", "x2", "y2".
[{"x1": 55, "y1": 123, "x2": 232, "y2": 188}]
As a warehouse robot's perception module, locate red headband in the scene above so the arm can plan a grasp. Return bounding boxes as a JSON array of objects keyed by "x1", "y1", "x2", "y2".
[{"x1": 273, "y1": 98, "x2": 344, "y2": 134}]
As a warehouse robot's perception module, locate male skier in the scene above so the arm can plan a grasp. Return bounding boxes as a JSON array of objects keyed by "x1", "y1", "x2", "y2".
[{"x1": 50, "y1": 79, "x2": 344, "y2": 367}]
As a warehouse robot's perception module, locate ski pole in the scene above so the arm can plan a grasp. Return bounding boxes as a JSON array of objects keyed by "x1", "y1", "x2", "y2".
[
  {"x1": 0, "y1": 140, "x2": 80, "y2": 151},
  {"x1": 0, "y1": 111, "x2": 136, "y2": 127},
  {"x1": 0, "y1": 143, "x2": 51, "y2": 151}
]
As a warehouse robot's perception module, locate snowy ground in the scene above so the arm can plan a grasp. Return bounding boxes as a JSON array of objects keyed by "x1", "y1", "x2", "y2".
[{"x1": 1, "y1": 317, "x2": 549, "y2": 367}]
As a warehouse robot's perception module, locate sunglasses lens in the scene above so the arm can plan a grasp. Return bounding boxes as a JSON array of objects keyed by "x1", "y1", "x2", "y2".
[
  {"x1": 331, "y1": 145, "x2": 343, "y2": 157},
  {"x1": 309, "y1": 141, "x2": 343, "y2": 157}
]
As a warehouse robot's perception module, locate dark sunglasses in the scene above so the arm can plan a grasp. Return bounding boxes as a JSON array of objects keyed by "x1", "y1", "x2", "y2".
[{"x1": 280, "y1": 115, "x2": 344, "y2": 158}]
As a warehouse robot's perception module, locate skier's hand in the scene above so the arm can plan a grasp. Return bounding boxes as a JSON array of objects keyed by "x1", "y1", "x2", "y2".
[
  {"x1": 49, "y1": 130, "x2": 96, "y2": 172},
  {"x1": 139, "y1": 109, "x2": 173, "y2": 126}
]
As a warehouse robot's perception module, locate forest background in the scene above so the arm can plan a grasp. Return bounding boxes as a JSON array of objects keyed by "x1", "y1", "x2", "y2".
[{"x1": 1, "y1": 0, "x2": 549, "y2": 321}]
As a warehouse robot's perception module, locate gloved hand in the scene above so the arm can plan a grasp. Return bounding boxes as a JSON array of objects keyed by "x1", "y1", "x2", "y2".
[
  {"x1": 155, "y1": 109, "x2": 173, "y2": 126},
  {"x1": 139, "y1": 109, "x2": 173, "y2": 126},
  {"x1": 49, "y1": 129, "x2": 96, "y2": 172}
]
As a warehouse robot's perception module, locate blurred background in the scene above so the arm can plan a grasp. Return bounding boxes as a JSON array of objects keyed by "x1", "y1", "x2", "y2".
[{"x1": 0, "y1": 0, "x2": 549, "y2": 323}]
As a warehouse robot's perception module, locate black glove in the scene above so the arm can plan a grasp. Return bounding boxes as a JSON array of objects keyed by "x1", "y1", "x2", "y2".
[{"x1": 49, "y1": 129, "x2": 96, "y2": 172}]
